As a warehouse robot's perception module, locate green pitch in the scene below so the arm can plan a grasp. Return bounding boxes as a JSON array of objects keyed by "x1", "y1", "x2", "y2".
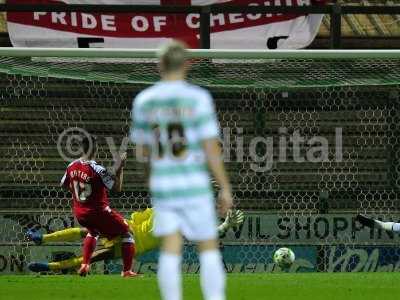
[{"x1": 1, "y1": 273, "x2": 399, "y2": 300}]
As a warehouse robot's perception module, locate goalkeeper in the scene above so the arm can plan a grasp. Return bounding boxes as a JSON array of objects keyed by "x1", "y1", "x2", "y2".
[{"x1": 27, "y1": 208, "x2": 244, "y2": 273}]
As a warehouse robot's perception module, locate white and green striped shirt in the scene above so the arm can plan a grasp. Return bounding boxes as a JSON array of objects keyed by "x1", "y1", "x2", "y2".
[{"x1": 131, "y1": 80, "x2": 219, "y2": 205}]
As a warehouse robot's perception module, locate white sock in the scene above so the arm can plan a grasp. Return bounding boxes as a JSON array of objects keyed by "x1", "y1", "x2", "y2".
[
  {"x1": 157, "y1": 252, "x2": 182, "y2": 300},
  {"x1": 375, "y1": 220, "x2": 396, "y2": 231},
  {"x1": 200, "y1": 250, "x2": 226, "y2": 300},
  {"x1": 393, "y1": 223, "x2": 400, "y2": 232}
]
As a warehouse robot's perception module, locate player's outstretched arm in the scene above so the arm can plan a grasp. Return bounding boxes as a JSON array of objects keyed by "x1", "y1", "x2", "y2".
[
  {"x1": 356, "y1": 214, "x2": 400, "y2": 232},
  {"x1": 218, "y1": 209, "x2": 244, "y2": 236},
  {"x1": 111, "y1": 152, "x2": 127, "y2": 192},
  {"x1": 203, "y1": 138, "x2": 233, "y2": 214}
]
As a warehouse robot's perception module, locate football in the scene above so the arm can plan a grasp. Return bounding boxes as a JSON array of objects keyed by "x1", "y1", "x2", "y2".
[{"x1": 273, "y1": 247, "x2": 296, "y2": 268}]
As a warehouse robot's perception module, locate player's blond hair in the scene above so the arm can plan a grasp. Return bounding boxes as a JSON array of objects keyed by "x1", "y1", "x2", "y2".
[{"x1": 158, "y1": 40, "x2": 188, "y2": 73}]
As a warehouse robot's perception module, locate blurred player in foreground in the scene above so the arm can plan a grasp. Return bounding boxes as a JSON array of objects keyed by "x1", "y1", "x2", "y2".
[
  {"x1": 356, "y1": 214, "x2": 400, "y2": 233},
  {"x1": 131, "y1": 40, "x2": 233, "y2": 300},
  {"x1": 61, "y1": 135, "x2": 136, "y2": 277},
  {"x1": 27, "y1": 209, "x2": 244, "y2": 273}
]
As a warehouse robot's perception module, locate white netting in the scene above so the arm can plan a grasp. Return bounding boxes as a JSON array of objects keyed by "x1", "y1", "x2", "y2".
[{"x1": 1, "y1": 49, "x2": 400, "y2": 274}]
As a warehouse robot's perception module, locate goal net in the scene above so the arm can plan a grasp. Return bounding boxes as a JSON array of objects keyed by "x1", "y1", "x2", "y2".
[{"x1": 1, "y1": 49, "x2": 400, "y2": 274}]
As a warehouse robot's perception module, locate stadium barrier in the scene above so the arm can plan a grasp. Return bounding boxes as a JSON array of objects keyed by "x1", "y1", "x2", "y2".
[{"x1": 1, "y1": 3, "x2": 400, "y2": 48}]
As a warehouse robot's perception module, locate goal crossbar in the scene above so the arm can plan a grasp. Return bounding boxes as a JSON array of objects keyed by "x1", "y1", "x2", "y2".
[{"x1": 0, "y1": 48, "x2": 399, "y2": 59}]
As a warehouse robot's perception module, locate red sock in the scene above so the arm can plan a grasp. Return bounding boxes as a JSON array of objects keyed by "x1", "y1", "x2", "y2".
[
  {"x1": 82, "y1": 234, "x2": 97, "y2": 265},
  {"x1": 121, "y1": 243, "x2": 135, "y2": 272}
]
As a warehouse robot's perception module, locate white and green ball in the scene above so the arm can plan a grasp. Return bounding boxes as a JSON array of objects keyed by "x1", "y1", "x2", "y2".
[{"x1": 273, "y1": 247, "x2": 295, "y2": 268}]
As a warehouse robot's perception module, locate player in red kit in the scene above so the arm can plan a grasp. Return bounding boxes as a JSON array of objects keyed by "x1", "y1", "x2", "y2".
[{"x1": 61, "y1": 135, "x2": 137, "y2": 277}]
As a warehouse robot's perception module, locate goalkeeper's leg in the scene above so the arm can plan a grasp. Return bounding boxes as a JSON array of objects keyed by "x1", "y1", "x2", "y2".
[
  {"x1": 356, "y1": 214, "x2": 400, "y2": 232},
  {"x1": 27, "y1": 227, "x2": 86, "y2": 245},
  {"x1": 28, "y1": 248, "x2": 114, "y2": 273}
]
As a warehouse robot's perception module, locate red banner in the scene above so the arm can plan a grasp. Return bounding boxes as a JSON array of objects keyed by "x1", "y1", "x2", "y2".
[{"x1": 7, "y1": 0, "x2": 328, "y2": 49}]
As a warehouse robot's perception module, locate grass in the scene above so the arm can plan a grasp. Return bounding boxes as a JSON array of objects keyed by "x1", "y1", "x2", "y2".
[{"x1": 1, "y1": 273, "x2": 400, "y2": 300}]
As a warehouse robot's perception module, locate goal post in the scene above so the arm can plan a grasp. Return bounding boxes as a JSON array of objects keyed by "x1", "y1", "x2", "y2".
[{"x1": 1, "y1": 48, "x2": 400, "y2": 274}]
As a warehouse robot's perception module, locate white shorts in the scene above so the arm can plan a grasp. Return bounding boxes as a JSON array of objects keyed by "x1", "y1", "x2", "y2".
[{"x1": 153, "y1": 198, "x2": 218, "y2": 241}]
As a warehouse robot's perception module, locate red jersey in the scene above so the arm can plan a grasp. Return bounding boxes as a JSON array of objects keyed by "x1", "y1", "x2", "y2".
[{"x1": 61, "y1": 159, "x2": 115, "y2": 216}]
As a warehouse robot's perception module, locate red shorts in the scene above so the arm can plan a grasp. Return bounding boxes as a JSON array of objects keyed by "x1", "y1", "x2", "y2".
[{"x1": 76, "y1": 207, "x2": 129, "y2": 239}]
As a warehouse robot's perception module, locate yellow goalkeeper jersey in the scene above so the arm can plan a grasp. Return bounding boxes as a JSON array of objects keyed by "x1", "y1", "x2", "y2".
[
  {"x1": 102, "y1": 208, "x2": 160, "y2": 256},
  {"x1": 128, "y1": 208, "x2": 160, "y2": 255}
]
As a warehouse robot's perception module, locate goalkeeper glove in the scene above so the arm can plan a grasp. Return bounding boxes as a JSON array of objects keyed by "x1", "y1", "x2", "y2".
[{"x1": 219, "y1": 209, "x2": 245, "y2": 234}]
